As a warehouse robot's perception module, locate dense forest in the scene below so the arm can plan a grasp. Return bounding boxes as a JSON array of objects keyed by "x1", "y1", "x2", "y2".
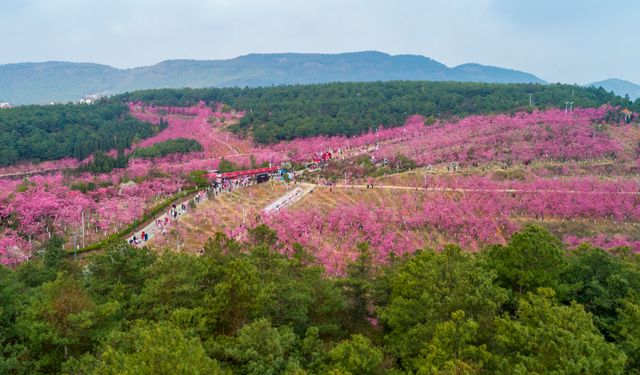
[
  {"x1": 1, "y1": 225, "x2": 639, "y2": 374},
  {"x1": 118, "y1": 81, "x2": 638, "y2": 143},
  {"x1": 77, "y1": 139, "x2": 203, "y2": 174},
  {"x1": 130, "y1": 138, "x2": 203, "y2": 159},
  {"x1": 0, "y1": 102, "x2": 161, "y2": 166},
  {"x1": 0, "y1": 82, "x2": 635, "y2": 168}
]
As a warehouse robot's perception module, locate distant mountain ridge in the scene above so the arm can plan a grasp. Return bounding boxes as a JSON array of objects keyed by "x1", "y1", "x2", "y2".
[
  {"x1": 588, "y1": 78, "x2": 640, "y2": 101},
  {"x1": 0, "y1": 51, "x2": 546, "y2": 105}
]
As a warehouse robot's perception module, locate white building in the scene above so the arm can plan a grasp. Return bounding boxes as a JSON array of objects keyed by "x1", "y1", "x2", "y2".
[
  {"x1": 79, "y1": 94, "x2": 104, "y2": 104},
  {"x1": 0, "y1": 101, "x2": 11, "y2": 109}
]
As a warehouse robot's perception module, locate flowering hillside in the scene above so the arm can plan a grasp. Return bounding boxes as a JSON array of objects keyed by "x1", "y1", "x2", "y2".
[
  {"x1": 2, "y1": 103, "x2": 639, "y2": 268},
  {"x1": 261, "y1": 174, "x2": 640, "y2": 274}
]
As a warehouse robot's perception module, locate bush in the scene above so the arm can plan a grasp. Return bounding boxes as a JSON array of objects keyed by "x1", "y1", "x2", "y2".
[{"x1": 132, "y1": 138, "x2": 203, "y2": 159}]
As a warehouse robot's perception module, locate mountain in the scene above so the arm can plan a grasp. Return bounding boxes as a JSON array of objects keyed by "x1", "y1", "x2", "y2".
[
  {"x1": 589, "y1": 79, "x2": 640, "y2": 101},
  {"x1": 0, "y1": 51, "x2": 546, "y2": 105}
]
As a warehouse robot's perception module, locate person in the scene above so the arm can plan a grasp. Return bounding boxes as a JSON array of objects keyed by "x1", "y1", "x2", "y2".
[
  {"x1": 141, "y1": 231, "x2": 146, "y2": 241},
  {"x1": 162, "y1": 228, "x2": 167, "y2": 236}
]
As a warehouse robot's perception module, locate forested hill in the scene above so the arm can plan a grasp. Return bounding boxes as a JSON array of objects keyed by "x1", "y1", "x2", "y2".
[
  {"x1": 0, "y1": 51, "x2": 544, "y2": 104},
  {"x1": 2, "y1": 226, "x2": 640, "y2": 373},
  {"x1": 119, "y1": 81, "x2": 635, "y2": 143},
  {"x1": 0, "y1": 81, "x2": 633, "y2": 167},
  {"x1": 0, "y1": 102, "x2": 161, "y2": 166}
]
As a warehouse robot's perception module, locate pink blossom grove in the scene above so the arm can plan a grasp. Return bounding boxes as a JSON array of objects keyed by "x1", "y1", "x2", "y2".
[{"x1": 2, "y1": 102, "x2": 639, "y2": 268}]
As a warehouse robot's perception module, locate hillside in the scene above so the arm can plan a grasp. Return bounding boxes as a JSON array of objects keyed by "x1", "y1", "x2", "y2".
[
  {"x1": 120, "y1": 81, "x2": 633, "y2": 143},
  {"x1": 3, "y1": 99, "x2": 640, "y2": 374},
  {"x1": 589, "y1": 78, "x2": 640, "y2": 100},
  {"x1": 0, "y1": 51, "x2": 545, "y2": 104},
  {"x1": 0, "y1": 81, "x2": 632, "y2": 168}
]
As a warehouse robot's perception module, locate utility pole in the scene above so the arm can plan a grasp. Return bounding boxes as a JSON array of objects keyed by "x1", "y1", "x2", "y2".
[
  {"x1": 529, "y1": 93, "x2": 533, "y2": 108},
  {"x1": 175, "y1": 223, "x2": 182, "y2": 252},
  {"x1": 81, "y1": 211, "x2": 85, "y2": 248}
]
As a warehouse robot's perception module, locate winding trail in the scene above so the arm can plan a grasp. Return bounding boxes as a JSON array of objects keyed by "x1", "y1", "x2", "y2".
[
  {"x1": 329, "y1": 184, "x2": 640, "y2": 195},
  {"x1": 127, "y1": 192, "x2": 207, "y2": 246},
  {"x1": 203, "y1": 116, "x2": 242, "y2": 155},
  {"x1": 0, "y1": 168, "x2": 64, "y2": 179}
]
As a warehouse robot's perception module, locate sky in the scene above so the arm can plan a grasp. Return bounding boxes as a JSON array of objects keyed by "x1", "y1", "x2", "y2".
[{"x1": 0, "y1": 0, "x2": 638, "y2": 84}]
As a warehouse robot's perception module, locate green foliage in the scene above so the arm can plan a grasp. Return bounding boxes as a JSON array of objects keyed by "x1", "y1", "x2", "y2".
[
  {"x1": 83, "y1": 242, "x2": 156, "y2": 310},
  {"x1": 218, "y1": 157, "x2": 241, "y2": 173},
  {"x1": 69, "y1": 181, "x2": 97, "y2": 193},
  {"x1": 390, "y1": 154, "x2": 417, "y2": 171},
  {"x1": 187, "y1": 169, "x2": 209, "y2": 188},
  {"x1": 248, "y1": 242, "x2": 347, "y2": 338},
  {"x1": 493, "y1": 288, "x2": 627, "y2": 374},
  {"x1": 1, "y1": 227, "x2": 640, "y2": 374},
  {"x1": 340, "y1": 243, "x2": 376, "y2": 333},
  {"x1": 15, "y1": 235, "x2": 68, "y2": 288},
  {"x1": 64, "y1": 321, "x2": 222, "y2": 375},
  {"x1": 135, "y1": 251, "x2": 208, "y2": 320},
  {"x1": 16, "y1": 178, "x2": 36, "y2": 193},
  {"x1": 209, "y1": 319, "x2": 300, "y2": 374},
  {"x1": 117, "y1": 81, "x2": 634, "y2": 143},
  {"x1": 486, "y1": 225, "x2": 567, "y2": 296},
  {"x1": 381, "y1": 245, "x2": 507, "y2": 368},
  {"x1": 207, "y1": 257, "x2": 261, "y2": 335},
  {"x1": 327, "y1": 334, "x2": 384, "y2": 375},
  {"x1": 616, "y1": 297, "x2": 640, "y2": 373},
  {"x1": 79, "y1": 150, "x2": 129, "y2": 174},
  {"x1": 559, "y1": 244, "x2": 640, "y2": 340},
  {"x1": 0, "y1": 101, "x2": 160, "y2": 166},
  {"x1": 0, "y1": 267, "x2": 24, "y2": 373},
  {"x1": 132, "y1": 138, "x2": 203, "y2": 159},
  {"x1": 413, "y1": 310, "x2": 493, "y2": 374},
  {"x1": 16, "y1": 272, "x2": 119, "y2": 374},
  {"x1": 43, "y1": 235, "x2": 66, "y2": 269},
  {"x1": 248, "y1": 224, "x2": 278, "y2": 247}
]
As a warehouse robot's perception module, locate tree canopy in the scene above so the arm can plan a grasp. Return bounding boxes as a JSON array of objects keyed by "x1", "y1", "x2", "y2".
[
  {"x1": 0, "y1": 102, "x2": 161, "y2": 166},
  {"x1": 117, "y1": 81, "x2": 636, "y2": 143},
  {"x1": 1, "y1": 226, "x2": 640, "y2": 373}
]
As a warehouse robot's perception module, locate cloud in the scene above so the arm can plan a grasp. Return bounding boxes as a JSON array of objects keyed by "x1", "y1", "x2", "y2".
[{"x1": 0, "y1": 0, "x2": 638, "y2": 84}]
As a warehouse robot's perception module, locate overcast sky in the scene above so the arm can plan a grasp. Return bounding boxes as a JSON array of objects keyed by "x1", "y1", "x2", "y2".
[{"x1": 1, "y1": 0, "x2": 638, "y2": 84}]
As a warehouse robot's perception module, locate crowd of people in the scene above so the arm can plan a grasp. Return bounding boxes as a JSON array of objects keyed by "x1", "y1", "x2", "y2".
[
  {"x1": 128, "y1": 172, "x2": 282, "y2": 246},
  {"x1": 128, "y1": 193, "x2": 203, "y2": 245},
  {"x1": 212, "y1": 176, "x2": 254, "y2": 194},
  {"x1": 126, "y1": 149, "x2": 340, "y2": 247}
]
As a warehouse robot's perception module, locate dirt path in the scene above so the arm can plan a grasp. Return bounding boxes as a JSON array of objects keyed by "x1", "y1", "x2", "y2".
[
  {"x1": 203, "y1": 117, "x2": 242, "y2": 154},
  {"x1": 0, "y1": 167, "x2": 63, "y2": 179},
  {"x1": 330, "y1": 184, "x2": 640, "y2": 195},
  {"x1": 127, "y1": 193, "x2": 206, "y2": 246}
]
